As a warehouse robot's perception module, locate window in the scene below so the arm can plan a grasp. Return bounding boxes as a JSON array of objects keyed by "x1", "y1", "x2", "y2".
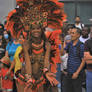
[{"x1": 59, "y1": 0, "x2": 92, "y2": 25}]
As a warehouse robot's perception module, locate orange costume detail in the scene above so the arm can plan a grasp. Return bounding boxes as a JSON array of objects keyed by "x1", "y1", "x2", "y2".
[
  {"x1": 5, "y1": 0, "x2": 66, "y2": 92},
  {"x1": 45, "y1": 29, "x2": 62, "y2": 73},
  {"x1": 0, "y1": 68, "x2": 13, "y2": 90}
]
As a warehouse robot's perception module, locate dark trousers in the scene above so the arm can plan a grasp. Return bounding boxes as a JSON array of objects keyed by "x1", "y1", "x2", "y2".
[
  {"x1": 61, "y1": 74, "x2": 82, "y2": 92},
  {"x1": 13, "y1": 79, "x2": 17, "y2": 92},
  {"x1": 44, "y1": 81, "x2": 58, "y2": 92}
]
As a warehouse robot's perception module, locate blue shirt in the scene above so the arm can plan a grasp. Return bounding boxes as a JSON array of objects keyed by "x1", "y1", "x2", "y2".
[
  {"x1": 64, "y1": 41, "x2": 84, "y2": 74},
  {"x1": 6, "y1": 42, "x2": 21, "y2": 62}
]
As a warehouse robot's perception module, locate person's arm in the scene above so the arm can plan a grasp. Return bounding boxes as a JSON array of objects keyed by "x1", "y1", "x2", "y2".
[
  {"x1": 6, "y1": 60, "x2": 15, "y2": 75},
  {"x1": 72, "y1": 44, "x2": 85, "y2": 79},
  {"x1": 72, "y1": 58, "x2": 85, "y2": 79},
  {"x1": 44, "y1": 42, "x2": 59, "y2": 86},
  {"x1": 23, "y1": 40, "x2": 32, "y2": 75},
  {"x1": 5, "y1": 42, "x2": 11, "y2": 57},
  {"x1": 5, "y1": 51, "x2": 9, "y2": 57},
  {"x1": 60, "y1": 41, "x2": 64, "y2": 56},
  {"x1": 44, "y1": 42, "x2": 51, "y2": 70},
  {"x1": 63, "y1": 41, "x2": 70, "y2": 54},
  {"x1": 84, "y1": 40, "x2": 92, "y2": 60},
  {"x1": 8, "y1": 71, "x2": 14, "y2": 81},
  {"x1": 84, "y1": 52, "x2": 92, "y2": 60}
]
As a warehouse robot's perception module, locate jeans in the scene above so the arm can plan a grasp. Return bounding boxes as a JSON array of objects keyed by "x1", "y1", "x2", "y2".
[{"x1": 86, "y1": 70, "x2": 92, "y2": 92}]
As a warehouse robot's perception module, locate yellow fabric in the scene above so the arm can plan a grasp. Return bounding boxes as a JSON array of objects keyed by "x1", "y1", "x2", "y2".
[{"x1": 14, "y1": 46, "x2": 22, "y2": 73}]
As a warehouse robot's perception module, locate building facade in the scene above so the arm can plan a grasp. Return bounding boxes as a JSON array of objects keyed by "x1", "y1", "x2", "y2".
[
  {"x1": 59, "y1": 0, "x2": 92, "y2": 25},
  {"x1": 0, "y1": 0, "x2": 16, "y2": 24}
]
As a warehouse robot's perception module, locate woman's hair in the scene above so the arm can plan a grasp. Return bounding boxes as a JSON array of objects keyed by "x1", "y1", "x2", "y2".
[
  {"x1": 0, "y1": 24, "x2": 4, "y2": 30},
  {"x1": 7, "y1": 31, "x2": 12, "y2": 42}
]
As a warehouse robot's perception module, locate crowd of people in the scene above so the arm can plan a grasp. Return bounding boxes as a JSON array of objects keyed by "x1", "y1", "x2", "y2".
[
  {"x1": 0, "y1": 23, "x2": 22, "y2": 92},
  {"x1": 0, "y1": 15, "x2": 91, "y2": 92},
  {"x1": 59, "y1": 16, "x2": 92, "y2": 92}
]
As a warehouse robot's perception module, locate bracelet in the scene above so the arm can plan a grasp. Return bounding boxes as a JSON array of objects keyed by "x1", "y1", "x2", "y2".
[
  {"x1": 25, "y1": 73, "x2": 31, "y2": 79},
  {"x1": 43, "y1": 67, "x2": 49, "y2": 73},
  {"x1": 43, "y1": 68, "x2": 49, "y2": 79}
]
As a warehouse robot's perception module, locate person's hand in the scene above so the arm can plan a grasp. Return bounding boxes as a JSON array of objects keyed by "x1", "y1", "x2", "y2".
[
  {"x1": 6, "y1": 69, "x2": 11, "y2": 76},
  {"x1": 0, "y1": 58, "x2": 3, "y2": 62},
  {"x1": 63, "y1": 71, "x2": 68, "y2": 75},
  {"x1": 27, "y1": 78, "x2": 33, "y2": 84},
  {"x1": 72, "y1": 72, "x2": 79, "y2": 79},
  {"x1": 45, "y1": 72, "x2": 59, "y2": 86}
]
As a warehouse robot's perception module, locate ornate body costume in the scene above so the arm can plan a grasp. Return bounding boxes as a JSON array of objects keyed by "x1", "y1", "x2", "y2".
[{"x1": 5, "y1": 0, "x2": 66, "y2": 92}]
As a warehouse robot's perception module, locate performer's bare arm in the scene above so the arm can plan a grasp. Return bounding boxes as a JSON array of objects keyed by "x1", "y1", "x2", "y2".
[
  {"x1": 44, "y1": 41, "x2": 59, "y2": 86},
  {"x1": 44, "y1": 41, "x2": 51, "y2": 69},
  {"x1": 23, "y1": 40, "x2": 32, "y2": 75},
  {"x1": 72, "y1": 58, "x2": 85, "y2": 79}
]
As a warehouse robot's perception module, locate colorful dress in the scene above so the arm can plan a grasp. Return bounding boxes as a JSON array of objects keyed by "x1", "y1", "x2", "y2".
[
  {"x1": 0, "y1": 68, "x2": 13, "y2": 91},
  {"x1": 6, "y1": 42, "x2": 21, "y2": 62}
]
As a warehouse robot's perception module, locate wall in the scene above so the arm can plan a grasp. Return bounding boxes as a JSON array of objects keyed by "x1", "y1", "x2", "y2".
[
  {"x1": 59, "y1": 0, "x2": 92, "y2": 25},
  {"x1": 0, "y1": 0, "x2": 16, "y2": 24}
]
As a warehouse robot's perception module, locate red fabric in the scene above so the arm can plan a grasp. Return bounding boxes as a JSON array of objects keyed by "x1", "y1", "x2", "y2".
[
  {"x1": 1, "y1": 68, "x2": 13, "y2": 89},
  {"x1": 45, "y1": 30, "x2": 62, "y2": 73},
  {"x1": 32, "y1": 48, "x2": 44, "y2": 54},
  {"x1": 16, "y1": 78, "x2": 25, "y2": 85},
  {"x1": 45, "y1": 30, "x2": 61, "y2": 63},
  {"x1": 24, "y1": 76, "x2": 45, "y2": 92}
]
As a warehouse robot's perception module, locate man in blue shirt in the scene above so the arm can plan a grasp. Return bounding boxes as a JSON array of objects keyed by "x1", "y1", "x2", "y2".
[{"x1": 64, "y1": 27, "x2": 85, "y2": 92}]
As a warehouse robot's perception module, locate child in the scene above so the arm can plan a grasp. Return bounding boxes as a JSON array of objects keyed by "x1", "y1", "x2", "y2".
[{"x1": 0, "y1": 56, "x2": 13, "y2": 92}]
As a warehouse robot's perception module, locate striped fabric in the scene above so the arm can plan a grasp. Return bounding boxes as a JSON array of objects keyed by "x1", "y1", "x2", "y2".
[{"x1": 64, "y1": 41, "x2": 84, "y2": 74}]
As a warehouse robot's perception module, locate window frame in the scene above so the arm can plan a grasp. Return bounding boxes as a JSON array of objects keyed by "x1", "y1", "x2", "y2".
[{"x1": 59, "y1": 0, "x2": 92, "y2": 25}]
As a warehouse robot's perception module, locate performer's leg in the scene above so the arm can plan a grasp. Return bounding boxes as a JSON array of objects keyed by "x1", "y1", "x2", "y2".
[
  {"x1": 43, "y1": 83, "x2": 50, "y2": 92},
  {"x1": 16, "y1": 80, "x2": 25, "y2": 92},
  {"x1": 50, "y1": 86, "x2": 58, "y2": 92},
  {"x1": 44, "y1": 83, "x2": 58, "y2": 92},
  {"x1": 2, "y1": 91, "x2": 6, "y2": 92}
]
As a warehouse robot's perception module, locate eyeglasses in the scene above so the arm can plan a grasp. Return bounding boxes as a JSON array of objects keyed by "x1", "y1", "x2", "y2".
[{"x1": 71, "y1": 32, "x2": 77, "y2": 34}]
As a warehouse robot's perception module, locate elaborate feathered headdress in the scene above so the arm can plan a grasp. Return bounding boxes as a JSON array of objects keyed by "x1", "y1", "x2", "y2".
[{"x1": 5, "y1": 0, "x2": 66, "y2": 38}]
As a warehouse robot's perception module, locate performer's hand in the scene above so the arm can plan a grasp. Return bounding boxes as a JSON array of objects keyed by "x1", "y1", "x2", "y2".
[
  {"x1": 25, "y1": 74, "x2": 33, "y2": 83},
  {"x1": 27, "y1": 78, "x2": 33, "y2": 84},
  {"x1": 45, "y1": 72, "x2": 59, "y2": 86}
]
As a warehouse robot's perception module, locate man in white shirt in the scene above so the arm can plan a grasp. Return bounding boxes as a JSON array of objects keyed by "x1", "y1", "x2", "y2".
[
  {"x1": 79, "y1": 27, "x2": 90, "y2": 43},
  {"x1": 74, "y1": 16, "x2": 84, "y2": 30}
]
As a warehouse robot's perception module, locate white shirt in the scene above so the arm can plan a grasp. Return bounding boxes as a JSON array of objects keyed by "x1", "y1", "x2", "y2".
[
  {"x1": 79, "y1": 35, "x2": 90, "y2": 43},
  {"x1": 60, "y1": 53, "x2": 68, "y2": 71},
  {"x1": 75, "y1": 23, "x2": 84, "y2": 30}
]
